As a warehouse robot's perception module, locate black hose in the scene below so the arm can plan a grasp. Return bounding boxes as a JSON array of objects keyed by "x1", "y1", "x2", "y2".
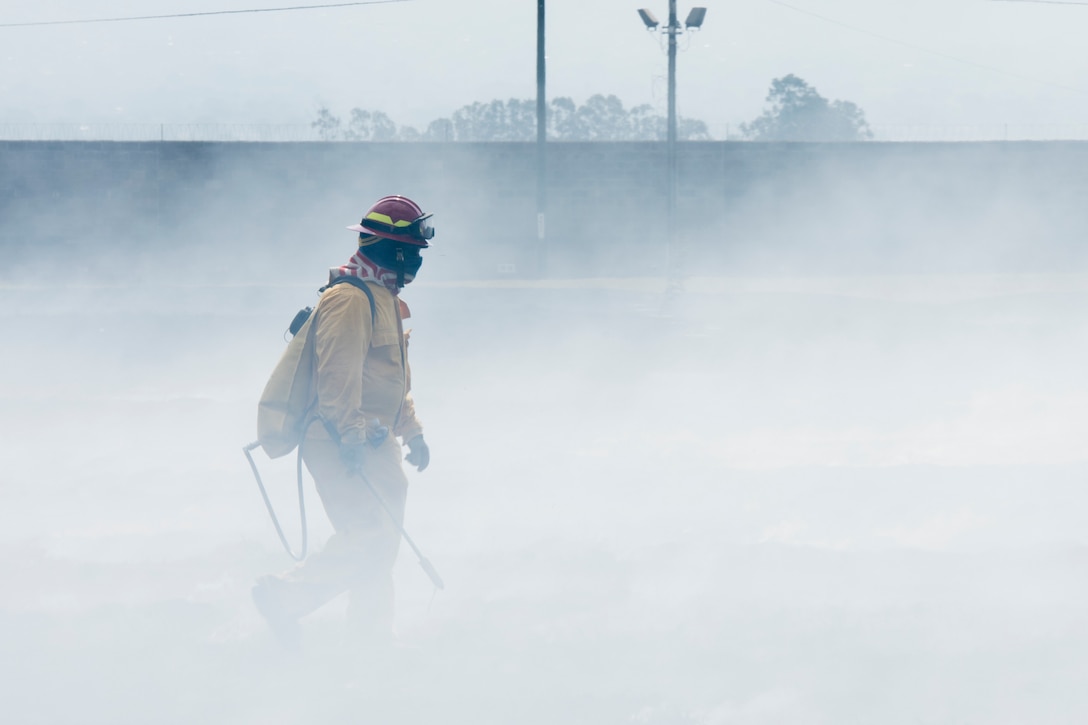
[
  {"x1": 242, "y1": 435, "x2": 443, "y2": 590},
  {"x1": 243, "y1": 441, "x2": 308, "y2": 562},
  {"x1": 354, "y1": 468, "x2": 444, "y2": 590}
]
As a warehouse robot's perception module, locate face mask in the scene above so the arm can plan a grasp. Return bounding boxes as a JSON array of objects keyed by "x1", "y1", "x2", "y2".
[
  {"x1": 397, "y1": 246, "x2": 423, "y2": 285},
  {"x1": 360, "y1": 239, "x2": 424, "y2": 286}
]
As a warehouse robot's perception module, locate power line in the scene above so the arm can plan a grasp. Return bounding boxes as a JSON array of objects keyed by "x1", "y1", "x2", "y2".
[
  {"x1": 990, "y1": 0, "x2": 1088, "y2": 5},
  {"x1": 0, "y1": 1, "x2": 410, "y2": 29},
  {"x1": 762, "y1": 0, "x2": 1088, "y2": 95}
]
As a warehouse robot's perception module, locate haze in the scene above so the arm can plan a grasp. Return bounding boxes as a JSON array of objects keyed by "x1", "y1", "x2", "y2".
[
  {"x1": 2, "y1": 1, "x2": 1088, "y2": 724},
  {"x1": 2, "y1": 0, "x2": 1088, "y2": 134}
]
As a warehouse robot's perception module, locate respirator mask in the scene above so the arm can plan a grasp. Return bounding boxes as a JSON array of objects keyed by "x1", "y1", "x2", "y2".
[{"x1": 360, "y1": 238, "x2": 423, "y2": 287}]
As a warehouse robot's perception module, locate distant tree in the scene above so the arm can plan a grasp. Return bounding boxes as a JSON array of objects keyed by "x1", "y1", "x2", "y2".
[
  {"x1": 740, "y1": 75, "x2": 872, "y2": 142},
  {"x1": 344, "y1": 109, "x2": 397, "y2": 141},
  {"x1": 678, "y1": 117, "x2": 712, "y2": 141},
  {"x1": 628, "y1": 104, "x2": 665, "y2": 140},
  {"x1": 570, "y1": 94, "x2": 630, "y2": 141},
  {"x1": 397, "y1": 125, "x2": 423, "y2": 142},
  {"x1": 549, "y1": 94, "x2": 708, "y2": 141},
  {"x1": 311, "y1": 96, "x2": 714, "y2": 142},
  {"x1": 449, "y1": 99, "x2": 536, "y2": 142},
  {"x1": 424, "y1": 118, "x2": 454, "y2": 142},
  {"x1": 433, "y1": 97, "x2": 576, "y2": 141},
  {"x1": 311, "y1": 107, "x2": 341, "y2": 141},
  {"x1": 547, "y1": 97, "x2": 578, "y2": 140}
]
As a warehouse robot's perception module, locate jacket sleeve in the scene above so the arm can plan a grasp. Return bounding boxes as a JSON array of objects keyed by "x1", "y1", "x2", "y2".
[{"x1": 313, "y1": 287, "x2": 372, "y2": 447}]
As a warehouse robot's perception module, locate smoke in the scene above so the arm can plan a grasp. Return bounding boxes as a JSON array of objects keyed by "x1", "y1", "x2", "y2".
[{"x1": 2, "y1": 140, "x2": 1087, "y2": 724}]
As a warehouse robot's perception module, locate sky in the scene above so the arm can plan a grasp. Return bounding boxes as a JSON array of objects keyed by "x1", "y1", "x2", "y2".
[{"x1": 2, "y1": 0, "x2": 1088, "y2": 135}]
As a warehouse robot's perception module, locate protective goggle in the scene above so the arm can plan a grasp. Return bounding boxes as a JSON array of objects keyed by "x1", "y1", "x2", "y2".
[
  {"x1": 364, "y1": 212, "x2": 435, "y2": 242},
  {"x1": 414, "y1": 213, "x2": 436, "y2": 241}
]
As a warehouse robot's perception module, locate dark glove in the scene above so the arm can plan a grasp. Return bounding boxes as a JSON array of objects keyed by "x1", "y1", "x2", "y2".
[{"x1": 405, "y1": 434, "x2": 430, "y2": 472}]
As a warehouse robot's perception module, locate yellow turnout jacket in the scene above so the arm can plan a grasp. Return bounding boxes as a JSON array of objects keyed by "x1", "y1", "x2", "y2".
[{"x1": 306, "y1": 280, "x2": 423, "y2": 448}]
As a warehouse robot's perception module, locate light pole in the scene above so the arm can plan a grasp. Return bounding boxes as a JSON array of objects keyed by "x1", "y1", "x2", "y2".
[
  {"x1": 536, "y1": 0, "x2": 547, "y2": 277},
  {"x1": 638, "y1": 3, "x2": 706, "y2": 288}
]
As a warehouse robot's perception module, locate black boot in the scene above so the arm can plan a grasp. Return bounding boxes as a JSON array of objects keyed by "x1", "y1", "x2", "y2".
[{"x1": 251, "y1": 575, "x2": 302, "y2": 653}]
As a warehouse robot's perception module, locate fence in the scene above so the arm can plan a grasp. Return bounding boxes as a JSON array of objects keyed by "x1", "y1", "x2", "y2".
[
  {"x1": 4, "y1": 122, "x2": 1088, "y2": 143},
  {"x1": 0, "y1": 123, "x2": 328, "y2": 143},
  {"x1": 871, "y1": 124, "x2": 1088, "y2": 143},
  {"x1": 706, "y1": 123, "x2": 1088, "y2": 142}
]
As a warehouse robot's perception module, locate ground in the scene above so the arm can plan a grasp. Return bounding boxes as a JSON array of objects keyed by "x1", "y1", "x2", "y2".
[{"x1": 2, "y1": 274, "x2": 1087, "y2": 724}]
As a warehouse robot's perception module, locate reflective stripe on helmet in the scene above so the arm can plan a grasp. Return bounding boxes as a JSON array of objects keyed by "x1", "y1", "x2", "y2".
[{"x1": 365, "y1": 211, "x2": 413, "y2": 228}]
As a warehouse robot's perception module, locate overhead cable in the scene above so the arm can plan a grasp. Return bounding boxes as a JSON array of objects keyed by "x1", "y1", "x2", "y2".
[
  {"x1": 0, "y1": 0, "x2": 410, "y2": 29},
  {"x1": 990, "y1": 0, "x2": 1088, "y2": 5},
  {"x1": 762, "y1": 0, "x2": 1087, "y2": 95}
]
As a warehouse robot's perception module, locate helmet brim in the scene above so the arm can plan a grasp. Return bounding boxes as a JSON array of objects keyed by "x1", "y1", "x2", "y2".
[{"x1": 346, "y1": 224, "x2": 431, "y2": 247}]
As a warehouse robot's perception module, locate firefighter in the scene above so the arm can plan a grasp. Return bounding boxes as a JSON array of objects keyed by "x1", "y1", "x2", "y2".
[{"x1": 252, "y1": 195, "x2": 434, "y2": 650}]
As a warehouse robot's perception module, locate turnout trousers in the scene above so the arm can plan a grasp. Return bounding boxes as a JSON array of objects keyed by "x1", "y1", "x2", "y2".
[{"x1": 269, "y1": 431, "x2": 408, "y2": 641}]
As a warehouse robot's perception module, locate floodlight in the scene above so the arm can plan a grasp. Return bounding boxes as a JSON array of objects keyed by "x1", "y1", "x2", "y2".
[
  {"x1": 685, "y1": 7, "x2": 707, "y2": 28},
  {"x1": 637, "y1": 8, "x2": 659, "y2": 29}
]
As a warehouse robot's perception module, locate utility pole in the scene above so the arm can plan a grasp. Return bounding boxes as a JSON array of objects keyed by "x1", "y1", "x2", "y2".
[
  {"x1": 666, "y1": 0, "x2": 678, "y2": 284},
  {"x1": 638, "y1": 4, "x2": 706, "y2": 291},
  {"x1": 536, "y1": 0, "x2": 547, "y2": 277}
]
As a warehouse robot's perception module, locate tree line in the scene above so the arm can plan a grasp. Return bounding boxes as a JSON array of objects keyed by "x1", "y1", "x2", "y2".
[
  {"x1": 313, "y1": 76, "x2": 872, "y2": 142},
  {"x1": 312, "y1": 94, "x2": 711, "y2": 142}
]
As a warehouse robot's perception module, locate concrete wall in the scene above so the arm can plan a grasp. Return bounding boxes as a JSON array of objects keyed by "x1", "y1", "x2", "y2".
[{"x1": 2, "y1": 140, "x2": 1087, "y2": 281}]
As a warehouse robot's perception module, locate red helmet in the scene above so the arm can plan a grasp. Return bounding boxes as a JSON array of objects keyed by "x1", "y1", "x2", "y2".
[{"x1": 347, "y1": 195, "x2": 434, "y2": 247}]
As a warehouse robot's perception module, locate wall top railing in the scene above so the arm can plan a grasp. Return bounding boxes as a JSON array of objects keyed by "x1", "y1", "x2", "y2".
[
  {"x1": 0, "y1": 123, "x2": 327, "y2": 143},
  {"x1": 708, "y1": 123, "x2": 1088, "y2": 142},
  {"x1": 2, "y1": 122, "x2": 1088, "y2": 143}
]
